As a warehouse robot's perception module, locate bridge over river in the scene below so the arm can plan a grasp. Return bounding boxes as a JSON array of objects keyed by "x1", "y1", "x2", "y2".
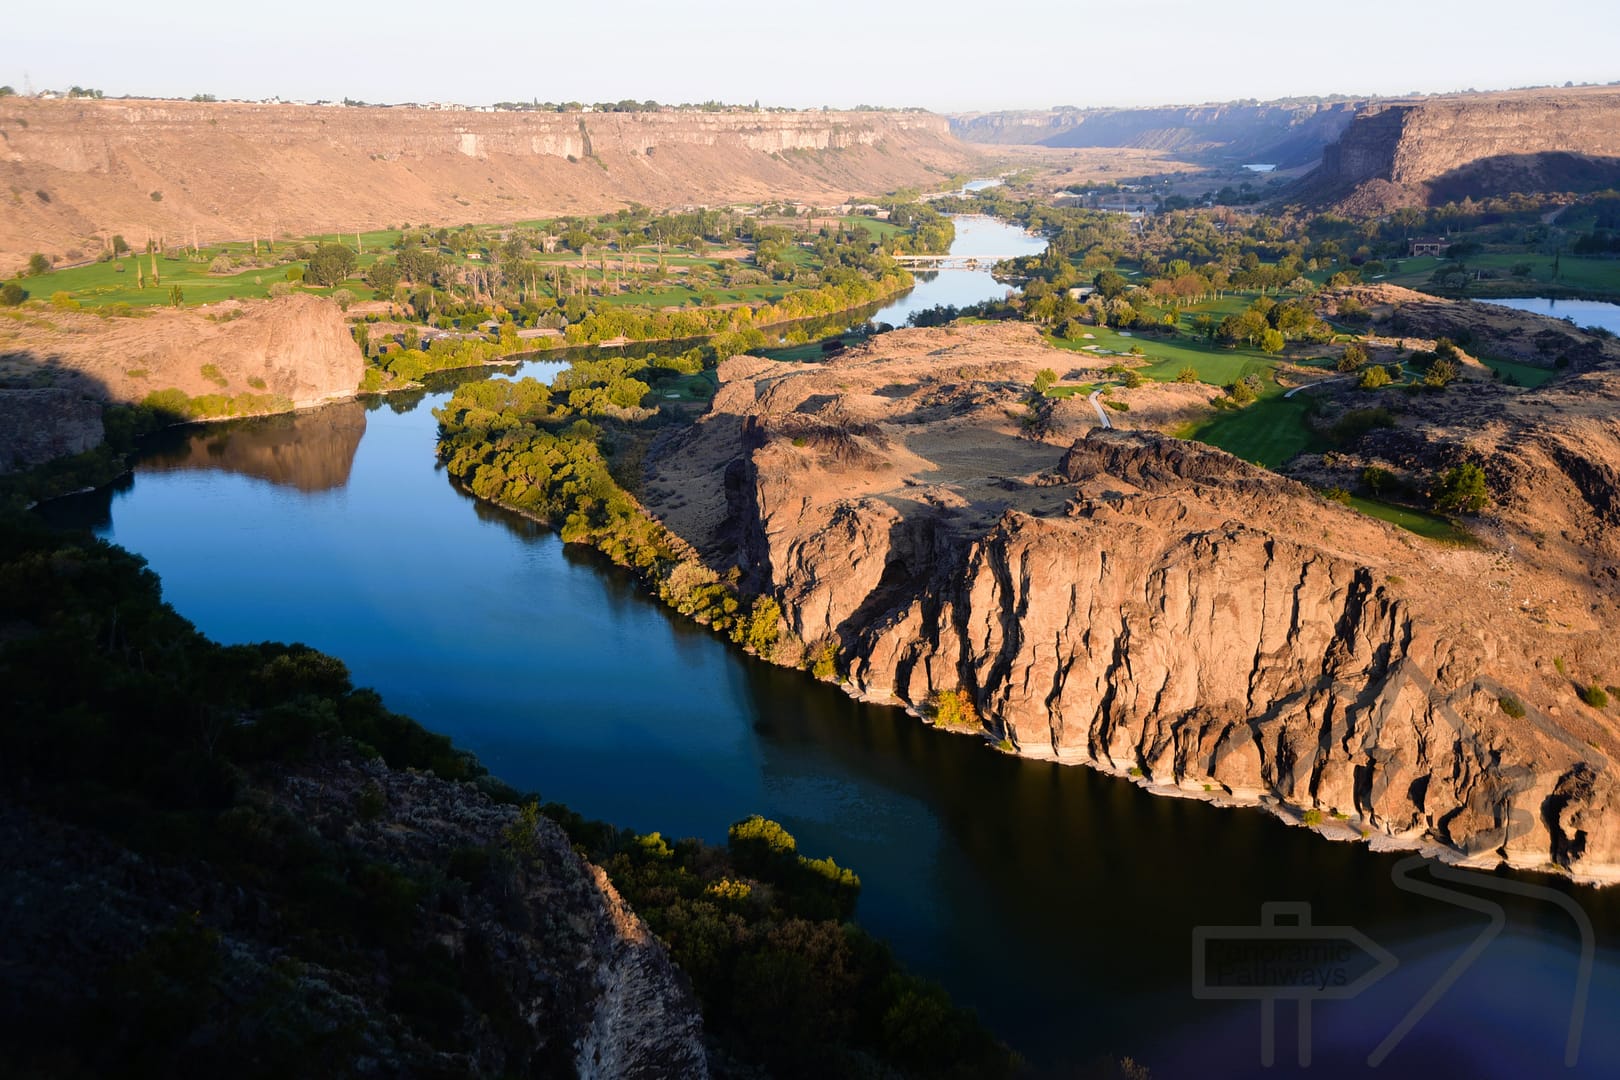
[{"x1": 892, "y1": 252, "x2": 1021, "y2": 270}]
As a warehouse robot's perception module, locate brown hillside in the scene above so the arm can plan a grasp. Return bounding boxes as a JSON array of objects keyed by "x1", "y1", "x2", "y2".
[{"x1": 0, "y1": 100, "x2": 976, "y2": 275}]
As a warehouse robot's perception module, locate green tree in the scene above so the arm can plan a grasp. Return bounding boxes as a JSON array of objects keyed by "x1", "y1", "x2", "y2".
[
  {"x1": 0, "y1": 282, "x2": 25, "y2": 306},
  {"x1": 168, "y1": 284, "x2": 184, "y2": 307},
  {"x1": 1175, "y1": 365, "x2": 1199, "y2": 383},
  {"x1": 1432, "y1": 462, "x2": 1489, "y2": 514},
  {"x1": 1093, "y1": 269, "x2": 1128, "y2": 300},
  {"x1": 306, "y1": 243, "x2": 358, "y2": 288},
  {"x1": 27, "y1": 253, "x2": 50, "y2": 276},
  {"x1": 1260, "y1": 328, "x2": 1285, "y2": 355},
  {"x1": 366, "y1": 259, "x2": 402, "y2": 294},
  {"x1": 1337, "y1": 342, "x2": 1368, "y2": 372},
  {"x1": 1032, "y1": 367, "x2": 1057, "y2": 395}
]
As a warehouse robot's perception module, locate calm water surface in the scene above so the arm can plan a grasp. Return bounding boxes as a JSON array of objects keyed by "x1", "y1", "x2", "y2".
[
  {"x1": 39, "y1": 218, "x2": 1620, "y2": 1077},
  {"x1": 1479, "y1": 296, "x2": 1620, "y2": 336}
]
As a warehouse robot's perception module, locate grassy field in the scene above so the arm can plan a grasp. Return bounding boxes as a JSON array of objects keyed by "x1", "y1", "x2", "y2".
[
  {"x1": 1345, "y1": 495, "x2": 1472, "y2": 543},
  {"x1": 1048, "y1": 326, "x2": 1298, "y2": 386},
  {"x1": 1379, "y1": 253, "x2": 1620, "y2": 296},
  {"x1": 1477, "y1": 355, "x2": 1560, "y2": 388},
  {"x1": 1174, "y1": 390, "x2": 1325, "y2": 469}
]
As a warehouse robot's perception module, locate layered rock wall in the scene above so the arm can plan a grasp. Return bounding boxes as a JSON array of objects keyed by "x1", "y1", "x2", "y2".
[{"x1": 0, "y1": 100, "x2": 968, "y2": 273}]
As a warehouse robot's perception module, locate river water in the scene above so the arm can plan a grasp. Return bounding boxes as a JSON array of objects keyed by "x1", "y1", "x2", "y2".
[
  {"x1": 38, "y1": 215, "x2": 1620, "y2": 1077},
  {"x1": 1478, "y1": 296, "x2": 1620, "y2": 337}
]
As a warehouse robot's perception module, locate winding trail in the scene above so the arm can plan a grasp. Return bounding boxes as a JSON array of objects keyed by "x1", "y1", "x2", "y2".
[
  {"x1": 1088, "y1": 388, "x2": 1113, "y2": 429},
  {"x1": 1284, "y1": 374, "x2": 1351, "y2": 398}
]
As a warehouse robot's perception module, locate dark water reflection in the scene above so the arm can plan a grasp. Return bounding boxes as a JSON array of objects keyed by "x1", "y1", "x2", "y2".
[{"x1": 34, "y1": 268, "x2": 1620, "y2": 1079}]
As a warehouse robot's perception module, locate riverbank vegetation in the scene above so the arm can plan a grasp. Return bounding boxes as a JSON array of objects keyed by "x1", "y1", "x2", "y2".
[
  {"x1": 0, "y1": 506, "x2": 1015, "y2": 1078},
  {"x1": 434, "y1": 357, "x2": 797, "y2": 663}
]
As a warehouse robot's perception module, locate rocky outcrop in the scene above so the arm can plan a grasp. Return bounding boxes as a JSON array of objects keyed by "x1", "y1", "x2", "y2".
[
  {"x1": 0, "y1": 294, "x2": 363, "y2": 411},
  {"x1": 0, "y1": 387, "x2": 103, "y2": 471},
  {"x1": 1299, "y1": 87, "x2": 1620, "y2": 210},
  {"x1": 644, "y1": 322, "x2": 1620, "y2": 885},
  {"x1": 950, "y1": 101, "x2": 1358, "y2": 166},
  {"x1": 0, "y1": 756, "x2": 709, "y2": 1078},
  {"x1": 0, "y1": 99, "x2": 971, "y2": 273}
]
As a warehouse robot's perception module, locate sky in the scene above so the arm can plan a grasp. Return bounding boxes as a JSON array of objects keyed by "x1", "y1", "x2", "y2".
[{"x1": 3, "y1": 0, "x2": 1617, "y2": 112}]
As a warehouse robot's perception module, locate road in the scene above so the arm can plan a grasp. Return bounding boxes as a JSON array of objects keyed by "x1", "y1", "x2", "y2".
[{"x1": 1088, "y1": 388, "x2": 1113, "y2": 429}]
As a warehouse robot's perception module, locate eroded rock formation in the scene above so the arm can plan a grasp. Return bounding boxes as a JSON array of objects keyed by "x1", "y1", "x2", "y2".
[
  {"x1": 645, "y1": 321, "x2": 1620, "y2": 884},
  {"x1": 1301, "y1": 86, "x2": 1620, "y2": 209}
]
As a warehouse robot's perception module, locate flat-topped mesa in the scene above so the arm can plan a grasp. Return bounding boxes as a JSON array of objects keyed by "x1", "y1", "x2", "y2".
[
  {"x1": 0, "y1": 99, "x2": 970, "y2": 274},
  {"x1": 1301, "y1": 86, "x2": 1620, "y2": 210},
  {"x1": 644, "y1": 324, "x2": 1620, "y2": 884}
]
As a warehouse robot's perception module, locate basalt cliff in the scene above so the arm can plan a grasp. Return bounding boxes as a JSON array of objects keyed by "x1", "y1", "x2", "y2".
[
  {"x1": 644, "y1": 320, "x2": 1620, "y2": 884},
  {"x1": 0, "y1": 293, "x2": 363, "y2": 466},
  {"x1": 0, "y1": 100, "x2": 970, "y2": 274},
  {"x1": 1299, "y1": 86, "x2": 1620, "y2": 210}
]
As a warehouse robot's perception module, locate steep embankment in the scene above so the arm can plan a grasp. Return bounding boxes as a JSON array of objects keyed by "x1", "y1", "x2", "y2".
[
  {"x1": 950, "y1": 101, "x2": 1358, "y2": 167},
  {"x1": 0, "y1": 293, "x2": 362, "y2": 409},
  {"x1": 644, "y1": 321, "x2": 1620, "y2": 884},
  {"x1": 0, "y1": 100, "x2": 972, "y2": 273},
  {"x1": 1299, "y1": 86, "x2": 1620, "y2": 210}
]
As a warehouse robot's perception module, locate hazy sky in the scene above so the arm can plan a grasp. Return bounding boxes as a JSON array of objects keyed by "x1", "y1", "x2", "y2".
[{"x1": 4, "y1": 0, "x2": 1616, "y2": 112}]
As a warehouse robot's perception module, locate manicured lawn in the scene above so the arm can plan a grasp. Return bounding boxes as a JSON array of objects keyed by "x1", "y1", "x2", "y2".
[
  {"x1": 1048, "y1": 328, "x2": 1280, "y2": 386},
  {"x1": 1346, "y1": 495, "x2": 1473, "y2": 543},
  {"x1": 1477, "y1": 355, "x2": 1560, "y2": 388},
  {"x1": 1379, "y1": 253, "x2": 1620, "y2": 296},
  {"x1": 1175, "y1": 391, "x2": 1326, "y2": 469}
]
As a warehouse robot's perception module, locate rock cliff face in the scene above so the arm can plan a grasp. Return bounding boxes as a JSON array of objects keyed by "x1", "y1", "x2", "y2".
[
  {"x1": 1302, "y1": 87, "x2": 1620, "y2": 209},
  {"x1": 0, "y1": 294, "x2": 363, "y2": 410},
  {"x1": 950, "y1": 101, "x2": 1358, "y2": 166},
  {"x1": 0, "y1": 387, "x2": 103, "y2": 472},
  {"x1": 645, "y1": 322, "x2": 1620, "y2": 885},
  {"x1": 0, "y1": 100, "x2": 970, "y2": 273}
]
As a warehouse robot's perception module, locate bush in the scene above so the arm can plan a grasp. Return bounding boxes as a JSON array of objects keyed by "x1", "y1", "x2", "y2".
[
  {"x1": 806, "y1": 636, "x2": 840, "y2": 681},
  {"x1": 27, "y1": 253, "x2": 50, "y2": 276},
  {"x1": 1175, "y1": 365, "x2": 1199, "y2": 383},
  {"x1": 1581, "y1": 684, "x2": 1609, "y2": 709},
  {"x1": 929, "y1": 688, "x2": 980, "y2": 730},
  {"x1": 1498, "y1": 694, "x2": 1527, "y2": 719},
  {"x1": 49, "y1": 290, "x2": 79, "y2": 310},
  {"x1": 1331, "y1": 407, "x2": 1395, "y2": 445},
  {"x1": 1358, "y1": 364, "x2": 1392, "y2": 389},
  {"x1": 1337, "y1": 342, "x2": 1368, "y2": 372},
  {"x1": 1361, "y1": 465, "x2": 1396, "y2": 494},
  {"x1": 0, "y1": 281, "x2": 25, "y2": 305},
  {"x1": 1432, "y1": 462, "x2": 1489, "y2": 514},
  {"x1": 1302, "y1": 809, "x2": 1324, "y2": 827}
]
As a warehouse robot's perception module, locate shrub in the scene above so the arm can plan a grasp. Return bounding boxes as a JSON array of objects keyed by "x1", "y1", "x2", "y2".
[
  {"x1": 1424, "y1": 358, "x2": 1458, "y2": 387},
  {"x1": 806, "y1": 636, "x2": 840, "y2": 680},
  {"x1": 28, "y1": 253, "x2": 50, "y2": 276},
  {"x1": 1302, "y1": 809, "x2": 1323, "y2": 827},
  {"x1": 150, "y1": 190, "x2": 163, "y2": 201},
  {"x1": 1337, "y1": 342, "x2": 1368, "y2": 372},
  {"x1": 1105, "y1": 399, "x2": 1131, "y2": 412},
  {"x1": 1175, "y1": 366, "x2": 1199, "y2": 383},
  {"x1": 1432, "y1": 462, "x2": 1489, "y2": 514},
  {"x1": 1361, "y1": 465, "x2": 1396, "y2": 494},
  {"x1": 1032, "y1": 367, "x2": 1057, "y2": 395},
  {"x1": 1358, "y1": 364, "x2": 1392, "y2": 389},
  {"x1": 1581, "y1": 684, "x2": 1609, "y2": 709},
  {"x1": 1498, "y1": 694, "x2": 1527, "y2": 719},
  {"x1": 1331, "y1": 407, "x2": 1395, "y2": 445},
  {"x1": 1123, "y1": 370, "x2": 1145, "y2": 389},
  {"x1": 208, "y1": 254, "x2": 234, "y2": 274},
  {"x1": 50, "y1": 291, "x2": 79, "y2": 310},
  {"x1": 268, "y1": 281, "x2": 293, "y2": 298},
  {"x1": 929, "y1": 688, "x2": 980, "y2": 731},
  {"x1": 0, "y1": 281, "x2": 26, "y2": 305}
]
